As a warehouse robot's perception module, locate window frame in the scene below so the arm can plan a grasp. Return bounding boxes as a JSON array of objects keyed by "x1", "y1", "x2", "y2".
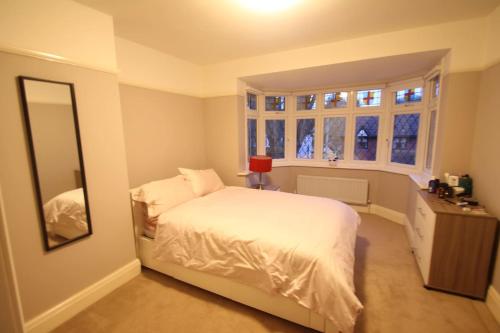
[
  {"x1": 322, "y1": 90, "x2": 351, "y2": 111},
  {"x1": 387, "y1": 110, "x2": 424, "y2": 169},
  {"x1": 246, "y1": 91, "x2": 258, "y2": 112},
  {"x1": 246, "y1": 116, "x2": 258, "y2": 159},
  {"x1": 352, "y1": 113, "x2": 383, "y2": 164},
  {"x1": 354, "y1": 88, "x2": 384, "y2": 111},
  {"x1": 264, "y1": 94, "x2": 287, "y2": 113},
  {"x1": 243, "y1": 70, "x2": 442, "y2": 175},
  {"x1": 262, "y1": 116, "x2": 288, "y2": 161},
  {"x1": 294, "y1": 92, "x2": 319, "y2": 112},
  {"x1": 321, "y1": 115, "x2": 349, "y2": 161},
  {"x1": 293, "y1": 115, "x2": 318, "y2": 160}
]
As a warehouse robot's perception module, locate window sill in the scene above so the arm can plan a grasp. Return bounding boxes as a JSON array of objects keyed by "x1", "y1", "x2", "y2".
[
  {"x1": 238, "y1": 163, "x2": 430, "y2": 186},
  {"x1": 271, "y1": 160, "x2": 421, "y2": 176},
  {"x1": 409, "y1": 173, "x2": 431, "y2": 189}
]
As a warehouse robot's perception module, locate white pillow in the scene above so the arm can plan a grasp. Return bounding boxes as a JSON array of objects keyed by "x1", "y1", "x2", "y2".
[
  {"x1": 178, "y1": 168, "x2": 225, "y2": 197},
  {"x1": 136, "y1": 175, "x2": 195, "y2": 217}
]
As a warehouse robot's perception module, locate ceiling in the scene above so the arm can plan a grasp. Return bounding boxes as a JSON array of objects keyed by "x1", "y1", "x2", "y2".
[
  {"x1": 75, "y1": 0, "x2": 500, "y2": 65},
  {"x1": 241, "y1": 50, "x2": 448, "y2": 91}
]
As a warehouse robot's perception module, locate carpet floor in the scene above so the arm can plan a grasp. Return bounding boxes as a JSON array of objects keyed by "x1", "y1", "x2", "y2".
[{"x1": 53, "y1": 213, "x2": 500, "y2": 333}]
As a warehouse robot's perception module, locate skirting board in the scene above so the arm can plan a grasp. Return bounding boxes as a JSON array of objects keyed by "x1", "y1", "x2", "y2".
[
  {"x1": 369, "y1": 204, "x2": 406, "y2": 225},
  {"x1": 24, "y1": 259, "x2": 141, "y2": 333},
  {"x1": 486, "y1": 286, "x2": 500, "y2": 324},
  {"x1": 350, "y1": 204, "x2": 405, "y2": 225}
]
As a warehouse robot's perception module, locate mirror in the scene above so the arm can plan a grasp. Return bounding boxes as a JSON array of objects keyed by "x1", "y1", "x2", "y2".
[{"x1": 18, "y1": 76, "x2": 92, "y2": 251}]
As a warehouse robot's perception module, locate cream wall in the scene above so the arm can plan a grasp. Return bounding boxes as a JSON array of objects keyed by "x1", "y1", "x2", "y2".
[
  {"x1": 470, "y1": 62, "x2": 500, "y2": 294},
  {"x1": 116, "y1": 38, "x2": 204, "y2": 97},
  {"x1": 203, "y1": 17, "x2": 486, "y2": 97},
  {"x1": 111, "y1": 12, "x2": 493, "y2": 98},
  {"x1": 0, "y1": 0, "x2": 117, "y2": 72},
  {"x1": 119, "y1": 84, "x2": 206, "y2": 187},
  {"x1": 204, "y1": 96, "x2": 246, "y2": 187},
  {"x1": 0, "y1": 0, "x2": 137, "y2": 324},
  {"x1": 433, "y1": 72, "x2": 481, "y2": 177},
  {"x1": 0, "y1": 51, "x2": 136, "y2": 321},
  {"x1": 484, "y1": 6, "x2": 500, "y2": 66},
  {"x1": 268, "y1": 167, "x2": 410, "y2": 213}
]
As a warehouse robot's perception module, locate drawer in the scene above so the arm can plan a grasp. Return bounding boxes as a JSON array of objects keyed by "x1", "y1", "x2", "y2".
[
  {"x1": 415, "y1": 193, "x2": 436, "y2": 237},
  {"x1": 414, "y1": 193, "x2": 437, "y2": 283}
]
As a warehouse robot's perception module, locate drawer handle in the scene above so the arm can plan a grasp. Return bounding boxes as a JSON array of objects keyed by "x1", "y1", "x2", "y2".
[
  {"x1": 416, "y1": 227, "x2": 424, "y2": 239},
  {"x1": 417, "y1": 207, "x2": 426, "y2": 219}
]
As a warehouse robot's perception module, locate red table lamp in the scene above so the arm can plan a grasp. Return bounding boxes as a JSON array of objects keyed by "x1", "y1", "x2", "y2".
[{"x1": 249, "y1": 155, "x2": 272, "y2": 190}]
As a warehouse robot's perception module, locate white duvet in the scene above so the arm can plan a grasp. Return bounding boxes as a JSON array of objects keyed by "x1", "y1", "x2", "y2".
[
  {"x1": 44, "y1": 188, "x2": 87, "y2": 233},
  {"x1": 153, "y1": 187, "x2": 363, "y2": 331}
]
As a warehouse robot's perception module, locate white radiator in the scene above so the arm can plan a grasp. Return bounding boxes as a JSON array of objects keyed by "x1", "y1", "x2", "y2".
[{"x1": 297, "y1": 175, "x2": 369, "y2": 205}]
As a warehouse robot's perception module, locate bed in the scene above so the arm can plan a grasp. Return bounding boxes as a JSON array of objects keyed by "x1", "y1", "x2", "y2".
[
  {"x1": 44, "y1": 188, "x2": 88, "y2": 239},
  {"x1": 130, "y1": 171, "x2": 362, "y2": 333}
]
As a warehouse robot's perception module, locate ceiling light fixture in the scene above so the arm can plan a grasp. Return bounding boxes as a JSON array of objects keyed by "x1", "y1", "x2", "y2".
[{"x1": 238, "y1": 0, "x2": 300, "y2": 13}]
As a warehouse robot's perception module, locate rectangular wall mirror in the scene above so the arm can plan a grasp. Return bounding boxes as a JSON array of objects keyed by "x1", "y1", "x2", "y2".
[{"x1": 18, "y1": 76, "x2": 92, "y2": 251}]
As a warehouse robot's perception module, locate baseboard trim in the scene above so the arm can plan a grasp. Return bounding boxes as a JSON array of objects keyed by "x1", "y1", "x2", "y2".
[
  {"x1": 369, "y1": 204, "x2": 406, "y2": 225},
  {"x1": 350, "y1": 204, "x2": 370, "y2": 213},
  {"x1": 486, "y1": 285, "x2": 500, "y2": 324},
  {"x1": 24, "y1": 259, "x2": 141, "y2": 333}
]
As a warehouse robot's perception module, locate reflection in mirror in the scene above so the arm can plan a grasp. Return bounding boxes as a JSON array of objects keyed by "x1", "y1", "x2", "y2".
[{"x1": 19, "y1": 77, "x2": 92, "y2": 251}]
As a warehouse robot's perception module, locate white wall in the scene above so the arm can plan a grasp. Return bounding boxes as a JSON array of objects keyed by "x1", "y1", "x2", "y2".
[
  {"x1": 484, "y1": 5, "x2": 500, "y2": 67},
  {"x1": 0, "y1": 0, "x2": 137, "y2": 325},
  {"x1": 0, "y1": 0, "x2": 117, "y2": 72},
  {"x1": 116, "y1": 37, "x2": 204, "y2": 97},
  {"x1": 202, "y1": 17, "x2": 487, "y2": 96}
]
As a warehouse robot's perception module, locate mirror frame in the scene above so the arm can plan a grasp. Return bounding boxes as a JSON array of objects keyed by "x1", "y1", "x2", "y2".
[{"x1": 18, "y1": 76, "x2": 92, "y2": 251}]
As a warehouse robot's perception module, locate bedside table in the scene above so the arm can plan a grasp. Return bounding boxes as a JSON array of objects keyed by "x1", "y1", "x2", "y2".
[{"x1": 251, "y1": 184, "x2": 281, "y2": 191}]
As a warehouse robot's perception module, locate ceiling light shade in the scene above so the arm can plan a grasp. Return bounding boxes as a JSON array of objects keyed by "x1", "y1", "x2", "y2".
[{"x1": 237, "y1": 0, "x2": 300, "y2": 13}]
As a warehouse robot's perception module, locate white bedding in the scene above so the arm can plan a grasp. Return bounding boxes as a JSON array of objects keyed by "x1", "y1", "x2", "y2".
[
  {"x1": 153, "y1": 186, "x2": 363, "y2": 331},
  {"x1": 44, "y1": 188, "x2": 87, "y2": 236}
]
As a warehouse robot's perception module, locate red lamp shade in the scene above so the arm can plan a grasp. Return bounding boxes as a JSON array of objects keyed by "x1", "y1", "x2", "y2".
[{"x1": 249, "y1": 155, "x2": 272, "y2": 173}]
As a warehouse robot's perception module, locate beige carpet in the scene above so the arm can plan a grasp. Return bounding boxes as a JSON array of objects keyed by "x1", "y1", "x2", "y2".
[{"x1": 53, "y1": 214, "x2": 500, "y2": 333}]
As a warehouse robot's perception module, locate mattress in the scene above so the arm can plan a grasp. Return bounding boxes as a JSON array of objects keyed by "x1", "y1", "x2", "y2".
[
  {"x1": 153, "y1": 186, "x2": 363, "y2": 332},
  {"x1": 44, "y1": 188, "x2": 87, "y2": 238}
]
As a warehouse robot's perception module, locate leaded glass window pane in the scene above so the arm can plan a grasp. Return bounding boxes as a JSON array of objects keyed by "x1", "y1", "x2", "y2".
[
  {"x1": 431, "y1": 76, "x2": 440, "y2": 98},
  {"x1": 354, "y1": 116, "x2": 379, "y2": 161},
  {"x1": 265, "y1": 96, "x2": 285, "y2": 111},
  {"x1": 395, "y1": 87, "x2": 423, "y2": 104},
  {"x1": 247, "y1": 93, "x2": 257, "y2": 110},
  {"x1": 356, "y1": 89, "x2": 382, "y2": 107},
  {"x1": 323, "y1": 117, "x2": 345, "y2": 160},
  {"x1": 391, "y1": 113, "x2": 420, "y2": 165},
  {"x1": 324, "y1": 92, "x2": 348, "y2": 109},
  {"x1": 296, "y1": 118, "x2": 315, "y2": 159},
  {"x1": 247, "y1": 118, "x2": 257, "y2": 159},
  {"x1": 296, "y1": 94, "x2": 317, "y2": 110},
  {"x1": 425, "y1": 110, "x2": 437, "y2": 169},
  {"x1": 265, "y1": 119, "x2": 285, "y2": 159}
]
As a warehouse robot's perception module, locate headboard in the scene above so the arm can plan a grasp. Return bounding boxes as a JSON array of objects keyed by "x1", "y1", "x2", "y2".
[{"x1": 129, "y1": 189, "x2": 148, "y2": 257}]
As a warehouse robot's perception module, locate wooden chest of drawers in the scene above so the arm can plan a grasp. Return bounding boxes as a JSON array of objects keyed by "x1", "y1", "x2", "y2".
[{"x1": 408, "y1": 190, "x2": 497, "y2": 299}]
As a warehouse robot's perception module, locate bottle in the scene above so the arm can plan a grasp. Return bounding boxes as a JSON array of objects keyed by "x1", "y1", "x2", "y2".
[{"x1": 428, "y1": 176, "x2": 439, "y2": 193}]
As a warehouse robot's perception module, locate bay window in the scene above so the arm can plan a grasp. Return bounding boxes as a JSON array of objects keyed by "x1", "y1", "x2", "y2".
[
  {"x1": 244, "y1": 74, "x2": 440, "y2": 175},
  {"x1": 265, "y1": 96, "x2": 286, "y2": 112},
  {"x1": 296, "y1": 118, "x2": 315, "y2": 159},
  {"x1": 247, "y1": 118, "x2": 257, "y2": 158},
  {"x1": 324, "y1": 92, "x2": 348, "y2": 109},
  {"x1": 356, "y1": 89, "x2": 382, "y2": 107},
  {"x1": 390, "y1": 113, "x2": 420, "y2": 165},
  {"x1": 265, "y1": 119, "x2": 286, "y2": 159},
  {"x1": 322, "y1": 117, "x2": 346, "y2": 160},
  {"x1": 296, "y1": 94, "x2": 317, "y2": 111},
  {"x1": 354, "y1": 116, "x2": 379, "y2": 161}
]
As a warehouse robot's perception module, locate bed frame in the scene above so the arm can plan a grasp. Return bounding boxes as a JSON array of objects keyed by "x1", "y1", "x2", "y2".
[{"x1": 130, "y1": 197, "x2": 342, "y2": 333}]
